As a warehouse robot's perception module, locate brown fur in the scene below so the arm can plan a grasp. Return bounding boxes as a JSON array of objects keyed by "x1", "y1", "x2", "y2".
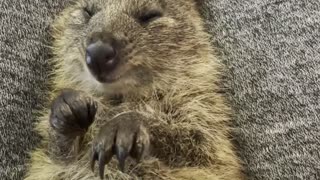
[{"x1": 25, "y1": 0, "x2": 245, "y2": 179}]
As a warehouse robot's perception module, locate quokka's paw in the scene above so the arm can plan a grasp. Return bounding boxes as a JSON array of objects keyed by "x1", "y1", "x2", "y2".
[
  {"x1": 90, "y1": 113, "x2": 150, "y2": 179},
  {"x1": 49, "y1": 89, "x2": 97, "y2": 137}
]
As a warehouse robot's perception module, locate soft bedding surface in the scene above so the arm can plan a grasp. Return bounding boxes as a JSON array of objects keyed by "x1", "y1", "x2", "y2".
[{"x1": 1, "y1": 0, "x2": 319, "y2": 179}]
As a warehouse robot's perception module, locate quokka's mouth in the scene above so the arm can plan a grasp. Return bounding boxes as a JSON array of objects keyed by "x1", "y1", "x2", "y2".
[{"x1": 94, "y1": 73, "x2": 122, "y2": 84}]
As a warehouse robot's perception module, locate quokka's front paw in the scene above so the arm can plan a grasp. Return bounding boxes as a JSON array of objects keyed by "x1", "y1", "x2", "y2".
[
  {"x1": 49, "y1": 89, "x2": 98, "y2": 137},
  {"x1": 90, "y1": 113, "x2": 150, "y2": 179}
]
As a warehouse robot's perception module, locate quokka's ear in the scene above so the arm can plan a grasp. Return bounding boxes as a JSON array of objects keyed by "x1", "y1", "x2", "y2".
[
  {"x1": 190, "y1": 0, "x2": 207, "y2": 16},
  {"x1": 190, "y1": 0, "x2": 206, "y2": 12},
  {"x1": 193, "y1": 0, "x2": 204, "y2": 6}
]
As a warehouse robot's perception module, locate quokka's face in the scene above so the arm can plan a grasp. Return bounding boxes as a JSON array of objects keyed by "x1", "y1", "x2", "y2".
[{"x1": 54, "y1": 0, "x2": 205, "y2": 94}]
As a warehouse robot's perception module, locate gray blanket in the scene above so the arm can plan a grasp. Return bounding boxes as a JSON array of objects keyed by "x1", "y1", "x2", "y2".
[
  {"x1": 0, "y1": 1, "x2": 68, "y2": 179},
  {"x1": 1, "y1": 0, "x2": 319, "y2": 179},
  {"x1": 201, "y1": 0, "x2": 320, "y2": 179}
]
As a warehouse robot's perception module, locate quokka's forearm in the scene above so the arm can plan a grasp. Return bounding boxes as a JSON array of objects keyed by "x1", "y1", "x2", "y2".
[{"x1": 47, "y1": 128, "x2": 81, "y2": 162}]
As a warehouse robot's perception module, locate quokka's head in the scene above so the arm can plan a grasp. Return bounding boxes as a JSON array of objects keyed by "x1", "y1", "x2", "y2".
[{"x1": 53, "y1": 0, "x2": 209, "y2": 95}]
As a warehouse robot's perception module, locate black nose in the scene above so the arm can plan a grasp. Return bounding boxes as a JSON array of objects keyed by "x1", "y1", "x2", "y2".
[{"x1": 86, "y1": 41, "x2": 118, "y2": 79}]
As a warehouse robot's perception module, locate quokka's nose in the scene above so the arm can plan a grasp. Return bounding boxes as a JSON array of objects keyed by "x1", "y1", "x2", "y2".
[
  {"x1": 86, "y1": 40, "x2": 118, "y2": 73},
  {"x1": 85, "y1": 31, "x2": 122, "y2": 82}
]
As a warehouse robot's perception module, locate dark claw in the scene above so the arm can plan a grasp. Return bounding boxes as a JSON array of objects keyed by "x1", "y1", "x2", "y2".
[
  {"x1": 90, "y1": 149, "x2": 98, "y2": 172},
  {"x1": 131, "y1": 143, "x2": 144, "y2": 163},
  {"x1": 99, "y1": 151, "x2": 106, "y2": 179},
  {"x1": 115, "y1": 146, "x2": 128, "y2": 172},
  {"x1": 88, "y1": 100, "x2": 98, "y2": 126},
  {"x1": 91, "y1": 143, "x2": 113, "y2": 179}
]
